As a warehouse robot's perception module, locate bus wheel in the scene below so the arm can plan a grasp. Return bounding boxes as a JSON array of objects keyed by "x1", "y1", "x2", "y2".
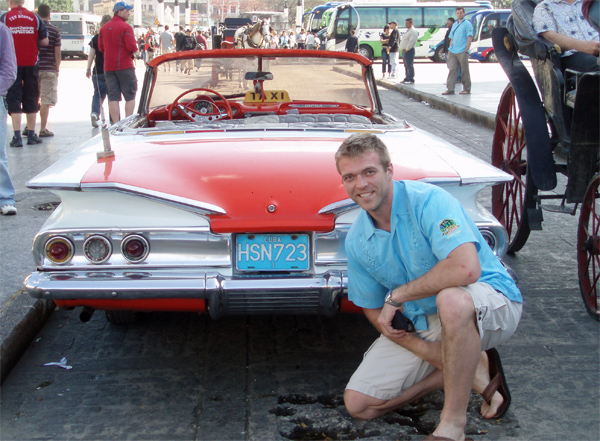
[
  {"x1": 359, "y1": 45, "x2": 373, "y2": 60},
  {"x1": 432, "y1": 45, "x2": 446, "y2": 63}
]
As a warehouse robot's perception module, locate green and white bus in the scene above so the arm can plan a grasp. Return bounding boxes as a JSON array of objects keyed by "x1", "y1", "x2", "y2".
[{"x1": 325, "y1": 1, "x2": 492, "y2": 60}]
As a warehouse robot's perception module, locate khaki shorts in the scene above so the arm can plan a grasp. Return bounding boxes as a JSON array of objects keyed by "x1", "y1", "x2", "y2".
[
  {"x1": 39, "y1": 71, "x2": 58, "y2": 106},
  {"x1": 345, "y1": 282, "x2": 522, "y2": 401}
]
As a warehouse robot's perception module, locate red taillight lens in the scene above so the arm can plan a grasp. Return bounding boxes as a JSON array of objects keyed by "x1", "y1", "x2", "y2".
[
  {"x1": 122, "y1": 235, "x2": 149, "y2": 263},
  {"x1": 45, "y1": 237, "x2": 74, "y2": 264}
]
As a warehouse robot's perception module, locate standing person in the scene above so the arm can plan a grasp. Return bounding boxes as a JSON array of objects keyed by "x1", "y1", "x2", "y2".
[
  {"x1": 399, "y1": 18, "x2": 418, "y2": 84},
  {"x1": 0, "y1": 21, "x2": 18, "y2": 215},
  {"x1": 194, "y1": 29, "x2": 207, "y2": 71},
  {"x1": 387, "y1": 21, "x2": 400, "y2": 79},
  {"x1": 296, "y1": 28, "x2": 306, "y2": 49},
  {"x1": 279, "y1": 30, "x2": 289, "y2": 48},
  {"x1": 174, "y1": 25, "x2": 186, "y2": 72},
  {"x1": 443, "y1": 17, "x2": 461, "y2": 83},
  {"x1": 306, "y1": 31, "x2": 316, "y2": 50},
  {"x1": 443, "y1": 7, "x2": 473, "y2": 95},
  {"x1": 181, "y1": 28, "x2": 196, "y2": 75},
  {"x1": 335, "y1": 133, "x2": 523, "y2": 441},
  {"x1": 144, "y1": 27, "x2": 157, "y2": 63},
  {"x1": 86, "y1": 14, "x2": 112, "y2": 128},
  {"x1": 1, "y1": 0, "x2": 49, "y2": 147},
  {"x1": 36, "y1": 4, "x2": 60, "y2": 138},
  {"x1": 98, "y1": 2, "x2": 138, "y2": 124},
  {"x1": 159, "y1": 24, "x2": 174, "y2": 71},
  {"x1": 345, "y1": 28, "x2": 359, "y2": 53},
  {"x1": 380, "y1": 25, "x2": 391, "y2": 78}
]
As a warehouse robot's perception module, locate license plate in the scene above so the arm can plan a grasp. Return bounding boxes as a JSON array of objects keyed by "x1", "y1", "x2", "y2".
[{"x1": 236, "y1": 234, "x2": 310, "y2": 271}]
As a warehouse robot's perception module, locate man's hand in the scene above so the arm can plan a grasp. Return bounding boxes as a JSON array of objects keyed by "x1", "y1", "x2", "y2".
[
  {"x1": 580, "y1": 40, "x2": 600, "y2": 56},
  {"x1": 378, "y1": 303, "x2": 408, "y2": 339}
]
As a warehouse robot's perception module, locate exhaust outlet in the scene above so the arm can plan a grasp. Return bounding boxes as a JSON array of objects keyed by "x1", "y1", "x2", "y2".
[{"x1": 80, "y1": 306, "x2": 95, "y2": 322}]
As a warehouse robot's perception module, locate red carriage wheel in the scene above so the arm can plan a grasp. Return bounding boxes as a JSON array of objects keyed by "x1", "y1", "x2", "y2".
[
  {"x1": 491, "y1": 84, "x2": 538, "y2": 253},
  {"x1": 577, "y1": 174, "x2": 600, "y2": 320}
]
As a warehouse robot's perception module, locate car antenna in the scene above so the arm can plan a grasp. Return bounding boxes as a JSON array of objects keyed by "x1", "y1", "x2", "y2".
[{"x1": 96, "y1": 84, "x2": 114, "y2": 159}]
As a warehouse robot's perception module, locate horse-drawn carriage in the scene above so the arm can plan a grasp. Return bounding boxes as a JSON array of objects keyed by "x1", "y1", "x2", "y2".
[
  {"x1": 210, "y1": 17, "x2": 272, "y2": 86},
  {"x1": 491, "y1": 0, "x2": 599, "y2": 319}
]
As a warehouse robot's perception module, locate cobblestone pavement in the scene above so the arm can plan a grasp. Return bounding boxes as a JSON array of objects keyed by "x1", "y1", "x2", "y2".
[{"x1": 1, "y1": 87, "x2": 598, "y2": 441}]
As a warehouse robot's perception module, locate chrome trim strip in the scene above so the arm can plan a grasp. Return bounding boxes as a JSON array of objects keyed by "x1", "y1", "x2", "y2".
[
  {"x1": 79, "y1": 182, "x2": 226, "y2": 215},
  {"x1": 319, "y1": 198, "x2": 357, "y2": 215}
]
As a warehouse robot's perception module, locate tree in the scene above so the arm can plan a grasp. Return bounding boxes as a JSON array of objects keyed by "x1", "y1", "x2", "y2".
[{"x1": 36, "y1": 0, "x2": 74, "y2": 13}]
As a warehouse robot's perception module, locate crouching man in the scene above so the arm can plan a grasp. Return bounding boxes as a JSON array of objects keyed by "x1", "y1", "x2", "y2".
[{"x1": 335, "y1": 133, "x2": 523, "y2": 441}]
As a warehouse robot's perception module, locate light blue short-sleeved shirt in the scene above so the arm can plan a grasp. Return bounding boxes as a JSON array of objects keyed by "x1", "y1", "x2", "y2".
[
  {"x1": 448, "y1": 19, "x2": 474, "y2": 54},
  {"x1": 345, "y1": 180, "x2": 522, "y2": 331}
]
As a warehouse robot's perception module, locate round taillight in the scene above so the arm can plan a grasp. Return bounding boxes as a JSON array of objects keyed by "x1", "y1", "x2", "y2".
[
  {"x1": 45, "y1": 237, "x2": 74, "y2": 264},
  {"x1": 83, "y1": 235, "x2": 112, "y2": 264},
  {"x1": 122, "y1": 234, "x2": 149, "y2": 263}
]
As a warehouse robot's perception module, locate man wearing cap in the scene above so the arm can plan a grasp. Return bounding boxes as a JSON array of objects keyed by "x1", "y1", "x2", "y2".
[{"x1": 98, "y1": 1, "x2": 138, "y2": 123}]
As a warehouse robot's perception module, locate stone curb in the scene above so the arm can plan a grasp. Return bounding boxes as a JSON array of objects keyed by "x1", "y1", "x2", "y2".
[
  {"x1": 1, "y1": 295, "x2": 56, "y2": 384},
  {"x1": 377, "y1": 79, "x2": 497, "y2": 130}
]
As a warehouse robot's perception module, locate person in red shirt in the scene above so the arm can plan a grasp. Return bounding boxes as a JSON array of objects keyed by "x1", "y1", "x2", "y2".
[
  {"x1": 1, "y1": 0, "x2": 49, "y2": 147},
  {"x1": 98, "y1": 2, "x2": 138, "y2": 124}
]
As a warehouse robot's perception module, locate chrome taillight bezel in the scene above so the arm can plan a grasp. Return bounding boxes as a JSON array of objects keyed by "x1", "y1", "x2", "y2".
[
  {"x1": 83, "y1": 235, "x2": 113, "y2": 264},
  {"x1": 121, "y1": 234, "x2": 150, "y2": 263},
  {"x1": 44, "y1": 236, "x2": 75, "y2": 265}
]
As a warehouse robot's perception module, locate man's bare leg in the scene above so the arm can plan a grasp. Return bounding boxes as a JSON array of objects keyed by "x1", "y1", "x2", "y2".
[
  {"x1": 26, "y1": 113, "x2": 37, "y2": 133},
  {"x1": 431, "y1": 287, "x2": 480, "y2": 441},
  {"x1": 344, "y1": 369, "x2": 444, "y2": 420},
  {"x1": 124, "y1": 99, "x2": 135, "y2": 117},
  {"x1": 109, "y1": 101, "x2": 120, "y2": 124},
  {"x1": 10, "y1": 113, "x2": 22, "y2": 133},
  {"x1": 40, "y1": 105, "x2": 49, "y2": 132}
]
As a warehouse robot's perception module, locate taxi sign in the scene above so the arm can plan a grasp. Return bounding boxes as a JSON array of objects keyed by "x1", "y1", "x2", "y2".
[{"x1": 244, "y1": 90, "x2": 291, "y2": 103}]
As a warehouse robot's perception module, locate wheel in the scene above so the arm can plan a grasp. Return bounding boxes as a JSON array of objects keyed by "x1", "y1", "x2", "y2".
[
  {"x1": 432, "y1": 45, "x2": 446, "y2": 63},
  {"x1": 491, "y1": 84, "x2": 538, "y2": 253},
  {"x1": 167, "y1": 87, "x2": 233, "y2": 122},
  {"x1": 577, "y1": 174, "x2": 600, "y2": 320},
  {"x1": 358, "y1": 44, "x2": 373, "y2": 60},
  {"x1": 105, "y1": 310, "x2": 137, "y2": 324},
  {"x1": 486, "y1": 50, "x2": 498, "y2": 63}
]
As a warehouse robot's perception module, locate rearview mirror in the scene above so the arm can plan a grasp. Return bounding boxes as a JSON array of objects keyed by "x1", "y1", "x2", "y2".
[{"x1": 244, "y1": 72, "x2": 273, "y2": 81}]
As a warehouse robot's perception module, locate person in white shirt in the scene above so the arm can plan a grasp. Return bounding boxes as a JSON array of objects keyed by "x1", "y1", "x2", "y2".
[
  {"x1": 399, "y1": 18, "x2": 418, "y2": 84},
  {"x1": 306, "y1": 31, "x2": 316, "y2": 49},
  {"x1": 159, "y1": 25, "x2": 174, "y2": 71}
]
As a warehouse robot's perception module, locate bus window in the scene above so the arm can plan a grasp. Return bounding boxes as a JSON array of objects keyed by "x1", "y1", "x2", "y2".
[
  {"x1": 424, "y1": 7, "x2": 460, "y2": 27},
  {"x1": 388, "y1": 7, "x2": 422, "y2": 27},
  {"x1": 358, "y1": 7, "x2": 386, "y2": 30}
]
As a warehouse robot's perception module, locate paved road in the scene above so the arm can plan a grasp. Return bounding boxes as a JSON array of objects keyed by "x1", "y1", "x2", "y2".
[{"x1": 1, "y1": 60, "x2": 598, "y2": 441}]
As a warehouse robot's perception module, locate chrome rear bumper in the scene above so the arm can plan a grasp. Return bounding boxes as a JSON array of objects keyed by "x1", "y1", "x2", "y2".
[{"x1": 24, "y1": 269, "x2": 347, "y2": 319}]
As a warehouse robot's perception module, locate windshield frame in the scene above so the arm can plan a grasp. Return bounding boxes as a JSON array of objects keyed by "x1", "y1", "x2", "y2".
[{"x1": 140, "y1": 49, "x2": 379, "y2": 117}]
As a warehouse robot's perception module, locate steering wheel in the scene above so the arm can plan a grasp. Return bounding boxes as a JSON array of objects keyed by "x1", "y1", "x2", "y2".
[{"x1": 168, "y1": 88, "x2": 233, "y2": 122}]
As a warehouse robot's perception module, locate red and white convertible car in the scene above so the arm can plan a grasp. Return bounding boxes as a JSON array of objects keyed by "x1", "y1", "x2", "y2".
[{"x1": 25, "y1": 49, "x2": 511, "y2": 323}]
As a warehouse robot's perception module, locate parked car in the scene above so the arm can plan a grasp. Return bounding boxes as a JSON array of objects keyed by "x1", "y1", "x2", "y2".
[{"x1": 24, "y1": 49, "x2": 512, "y2": 323}]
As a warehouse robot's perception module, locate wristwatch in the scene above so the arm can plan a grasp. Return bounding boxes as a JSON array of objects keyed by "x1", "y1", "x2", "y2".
[{"x1": 384, "y1": 291, "x2": 403, "y2": 308}]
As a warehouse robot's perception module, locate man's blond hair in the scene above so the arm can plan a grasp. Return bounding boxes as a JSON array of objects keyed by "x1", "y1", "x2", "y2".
[{"x1": 335, "y1": 133, "x2": 391, "y2": 174}]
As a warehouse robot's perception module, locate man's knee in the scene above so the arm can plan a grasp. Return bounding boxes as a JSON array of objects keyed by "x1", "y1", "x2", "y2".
[
  {"x1": 436, "y1": 287, "x2": 475, "y2": 324},
  {"x1": 343, "y1": 389, "x2": 379, "y2": 420}
]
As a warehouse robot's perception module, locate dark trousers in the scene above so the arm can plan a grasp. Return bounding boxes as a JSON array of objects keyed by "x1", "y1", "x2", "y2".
[
  {"x1": 403, "y1": 48, "x2": 415, "y2": 81},
  {"x1": 381, "y1": 49, "x2": 391, "y2": 73}
]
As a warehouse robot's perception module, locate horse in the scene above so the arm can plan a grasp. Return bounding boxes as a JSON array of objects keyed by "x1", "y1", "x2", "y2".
[{"x1": 233, "y1": 18, "x2": 271, "y2": 49}]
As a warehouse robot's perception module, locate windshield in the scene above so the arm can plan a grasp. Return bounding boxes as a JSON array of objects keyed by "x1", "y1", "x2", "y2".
[
  {"x1": 52, "y1": 21, "x2": 83, "y2": 35},
  {"x1": 148, "y1": 54, "x2": 372, "y2": 110}
]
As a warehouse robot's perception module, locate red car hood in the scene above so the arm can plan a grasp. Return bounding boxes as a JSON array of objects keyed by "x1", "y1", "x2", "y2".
[{"x1": 81, "y1": 137, "x2": 459, "y2": 233}]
